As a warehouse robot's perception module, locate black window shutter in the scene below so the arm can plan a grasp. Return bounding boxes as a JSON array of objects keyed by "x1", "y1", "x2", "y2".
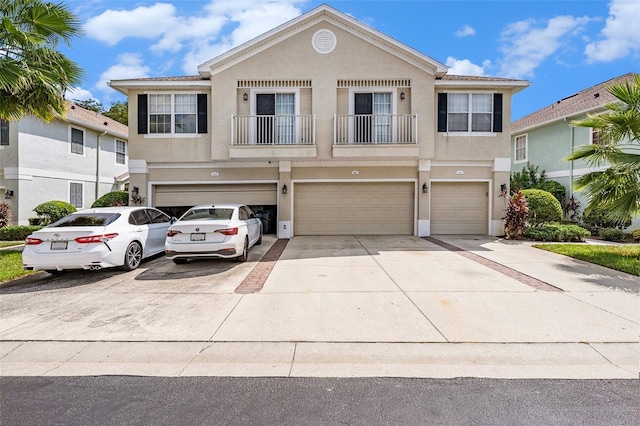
[
  {"x1": 137, "y1": 94, "x2": 148, "y2": 134},
  {"x1": 0, "y1": 119, "x2": 9, "y2": 145},
  {"x1": 197, "y1": 94, "x2": 207, "y2": 134},
  {"x1": 437, "y1": 93, "x2": 447, "y2": 132},
  {"x1": 493, "y1": 93, "x2": 503, "y2": 133}
]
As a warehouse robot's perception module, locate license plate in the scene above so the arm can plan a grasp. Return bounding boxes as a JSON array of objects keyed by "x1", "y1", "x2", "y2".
[
  {"x1": 51, "y1": 241, "x2": 68, "y2": 250},
  {"x1": 190, "y1": 233, "x2": 206, "y2": 241}
]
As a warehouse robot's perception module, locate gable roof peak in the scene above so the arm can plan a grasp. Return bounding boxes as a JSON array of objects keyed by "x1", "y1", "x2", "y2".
[{"x1": 197, "y1": 4, "x2": 448, "y2": 77}]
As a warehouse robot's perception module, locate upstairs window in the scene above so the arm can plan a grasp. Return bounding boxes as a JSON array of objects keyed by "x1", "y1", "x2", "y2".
[
  {"x1": 70, "y1": 128, "x2": 84, "y2": 154},
  {"x1": 116, "y1": 140, "x2": 126, "y2": 164},
  {"x1": 591, "y1": 128, "x2": 604, "y2": 145},
  {"x1": 438, "y1": 93, "x2": 503, "y2": 134},
  {"x1": 138, "y1": 93, "x2": 208, "y2": 135},
  {"x1": 514, "y1": 134, "x2": 527, "y2": 162},
  {"x1": 1, "y1": 119, "x2": 8, "y2": 146}
]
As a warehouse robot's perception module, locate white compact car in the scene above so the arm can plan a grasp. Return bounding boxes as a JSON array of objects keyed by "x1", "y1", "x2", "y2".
[
  {"x1": 165, "y1": 204, "x2": 262, "y2": 264},
  {"x1": 22, "y1": 207, "x2": 174, "y2": 272}
]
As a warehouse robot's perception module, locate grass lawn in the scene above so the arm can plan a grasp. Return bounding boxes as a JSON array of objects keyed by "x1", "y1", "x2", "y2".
[
  {"x1": 534, "y1": 244, "x2": 640, "y2": 276},
  {"x1": 0, "y1": 250, "x2": 36, "y2": 283}
]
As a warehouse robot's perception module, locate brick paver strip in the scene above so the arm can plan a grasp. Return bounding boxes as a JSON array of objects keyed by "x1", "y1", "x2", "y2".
[
  {"x1": 235, "y1": 239, "x2": 289, "y2": 294},
  {"x1": 424, "y1": 237, "x2": 563, "y2": 292}
]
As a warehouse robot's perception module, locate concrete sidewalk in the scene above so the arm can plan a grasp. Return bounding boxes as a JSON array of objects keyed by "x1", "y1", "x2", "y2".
[{"x1": 1, "y1": 235, "x2": 638, "y2": 379}]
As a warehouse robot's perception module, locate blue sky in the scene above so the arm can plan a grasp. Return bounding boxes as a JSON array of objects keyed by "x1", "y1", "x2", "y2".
[{"x1": 61, "y1": 0, "x2": 639, "y2": 120}]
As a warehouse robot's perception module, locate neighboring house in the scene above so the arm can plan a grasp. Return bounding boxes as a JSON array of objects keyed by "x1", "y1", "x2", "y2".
[
  {"x1": 0, "y1": 101, "x2": 129, "y2": 226},
  {"x1": 109, "y1": 5, "x2": 528, "y2": 238},
  {"x1": 511, "y1": 72, "x2": 638, "y2": 225}
]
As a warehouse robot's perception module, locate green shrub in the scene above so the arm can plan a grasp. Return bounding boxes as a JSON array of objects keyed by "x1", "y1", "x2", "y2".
[
  {"x1": 524, "y1": 223, "x2": 590, "y2": 242},
  {"x1": 510, "y1": 163, "x2": 543, "y2": 192},
  {"x1": 632, "y1": 229, "x2": 640, "y2": 243},
  {"x1": 521, "y1": 189, "x2": 562, "y2": 224},
  {"x1": 537, "y1": 180, "x2": 566, "y2": 202},
  {"x1": 0, "y1": 202, "x2": 10, "y2": 228},
  {"x1": 92, "y1": 191, "x2": 129, "y2": 207},
  {"x1": 598, "y1": 228, "x2": 625, "y2": 242},
  {"x1": 32, "y1": 200, "x2": 76, "y2": 226},
  {"x1": 583, "y1": 207, "x2": 632, "y2": 230},
  {"x1": 0, "y1": 225, "x2": 43, "y2": 241}
]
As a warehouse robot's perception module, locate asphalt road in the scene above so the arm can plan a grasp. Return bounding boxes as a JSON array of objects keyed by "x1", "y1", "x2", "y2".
[{"x1": 1, "y1": 377, "x2": 638, "y2": 425}]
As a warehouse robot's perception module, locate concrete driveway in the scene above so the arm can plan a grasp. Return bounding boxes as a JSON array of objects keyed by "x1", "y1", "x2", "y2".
[{"x1": 1, "y1": 235, "x2": 638, "y2": 378}]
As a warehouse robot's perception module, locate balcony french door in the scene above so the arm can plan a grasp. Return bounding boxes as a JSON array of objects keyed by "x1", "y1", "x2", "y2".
[
  {"x1": 354, "y1": 92, "x2": 391, "y2": 143},
  {"x1": 256, "y1": 93, "x2": 295, "y2": 144}
]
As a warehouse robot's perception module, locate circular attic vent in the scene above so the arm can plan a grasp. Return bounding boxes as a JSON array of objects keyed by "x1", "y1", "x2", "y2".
[{"x1": 312, "y1": 29, "x2": 337, "y2": 54}]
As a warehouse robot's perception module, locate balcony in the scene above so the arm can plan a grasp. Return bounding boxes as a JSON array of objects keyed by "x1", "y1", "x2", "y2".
[
  {"x1": 230, "y1": 115, "x2": 316, "y2": 159},
  {"x1": 333, "y1": 114, "x2": 419, "y2": 158}
]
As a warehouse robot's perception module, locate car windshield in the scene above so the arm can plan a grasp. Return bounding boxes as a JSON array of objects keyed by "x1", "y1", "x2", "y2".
[
  {"x1": 180, "y1": 208, "x2": 234, "y2": 221},
  {"x1": 49, "y1": 213, "x2": 119, "y2": 227}
]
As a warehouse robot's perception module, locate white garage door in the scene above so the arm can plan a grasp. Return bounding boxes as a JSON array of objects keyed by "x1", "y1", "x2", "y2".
[
  {"x1": 155, "y1": 183, "x2": 277, "y2": 206},
  {"x1": 294, "y1": 182, "x2": 414, "y2": 235},
  {"x1": 431, "y1": 182, "x2": 488, "y2": 234}
]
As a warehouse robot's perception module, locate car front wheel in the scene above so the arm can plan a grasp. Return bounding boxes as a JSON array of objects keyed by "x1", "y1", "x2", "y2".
[{"x1": 123, "y1": 242, "x2": 143, "y2": 271}]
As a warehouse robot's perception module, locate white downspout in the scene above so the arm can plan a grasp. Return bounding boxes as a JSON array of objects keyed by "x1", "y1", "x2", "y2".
[{"x1": 96, "y1": 130, "x2": 108, "y2": 200}]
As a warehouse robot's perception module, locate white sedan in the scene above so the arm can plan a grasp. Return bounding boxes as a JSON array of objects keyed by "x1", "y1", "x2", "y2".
[
  {"x1": 165, "y1": 204, "x2": 262, "y2": 264},
  {"x1": 22, "y1": 207, "x2": 174, "y2": 273}
]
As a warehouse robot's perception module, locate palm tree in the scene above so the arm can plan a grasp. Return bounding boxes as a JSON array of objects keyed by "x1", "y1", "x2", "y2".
[
  {"x1": 565, "y1": 74, "x2": 640, "y2": 224},
  {"x1": 0, "y1": 0, "x2": 84, "y2": 122}
]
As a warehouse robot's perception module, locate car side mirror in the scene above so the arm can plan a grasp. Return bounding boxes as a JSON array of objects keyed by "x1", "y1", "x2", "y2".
[{"x1": 171, "y1": 216, "x2": 178, "y2": 224}]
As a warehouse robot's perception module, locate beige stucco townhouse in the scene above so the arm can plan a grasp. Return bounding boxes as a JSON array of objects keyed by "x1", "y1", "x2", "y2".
[{"x1": 109, "y1": 5, "x2": 529, "y2": 238}]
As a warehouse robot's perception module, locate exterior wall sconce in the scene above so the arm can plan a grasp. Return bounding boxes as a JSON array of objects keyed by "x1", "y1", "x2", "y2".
[
  {"x1": 243, "y1": 93, "x2": 248, "y2": 101},
  {"x1": 132, "y1": 186, "x2": 139, "y2": 195},
  {"x1": 4, "y1": 190, "x2": 13, "y2": 199},
  {"x1": 400, "y1": 92, "x2": 406, "y2": 100},
  {"x1": 500, "y1": 183, "x2": 508, "y2": 196},
  {"x1": 422, "y1": 183, "x2": 428, "y2": 194},
  {"x1": 282, "y1": 184, "x2": 288, "y2": 195}
]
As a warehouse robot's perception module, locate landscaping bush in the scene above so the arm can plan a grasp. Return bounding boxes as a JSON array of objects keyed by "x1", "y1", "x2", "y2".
[
  {"x1": 0, "y1": 225, "x2": 43, "y2": 241},
  {"x1": 32, "y1": 200, "x2": 76, "y2": 226},
  {"x1": 0, "y1": 202, "x2": 10, "y2": 228},
  {"x1": 632, "y1": 229, "x2": 640, "y2": 243},
  {"x1": 561, "y1": 196, "x2": 581, "y2": 222},
  {"x1": 504, "y1": 190, "x2": 529, "y2": 239},
  {"x1": 598, "y1": 228, "x2": 625, "y2": 242},
  {"x1": 91, "y1": 191, "x2": 129, "y2": 207},
  {"x1": 583, "y1": 207, "x2": 632, "y2": 231},
  {"x1": 523, "y1": 223, "x2": 590, "y2": 242},
  {"x1": 537, "y1": 180, "x2": 566, "y2": 203},
  {"x1": 520, "y1": 189, "x2": 562, "y2": 224}
]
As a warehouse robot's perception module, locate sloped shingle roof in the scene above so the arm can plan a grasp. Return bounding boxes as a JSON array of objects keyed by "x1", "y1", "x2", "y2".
[
  {"x1": 64, "y1": 100, "x2": 128, "y2": 137},
  {"x1": 512, "y1": 73, "x2": 637, "y2": 133}
]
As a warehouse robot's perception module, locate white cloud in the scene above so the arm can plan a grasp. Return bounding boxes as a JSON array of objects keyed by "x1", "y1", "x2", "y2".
[
  {"x1": 85, "y1": 1, "x2": 304, "y2": 75},
  {"x1": 445, "y1": 57, "x2": 490, "y2": 76},
  {"x1": 585, "y1": 0, "x2": 640, "y2": 62},
  {"x1": 455, "y1": 25, "x2": 476, "y2": 38},
  {"x1": 97, "y1": 53, "x2": 150, "y2": 92},
  {"x1": 498, "y1": 15, "x2": 593, "y2": 78},
  {"x1": 65, "y1": 87, "x2": 96, "y2": 101},
  {"x1": 84, "y1": 3, "x2": 177, "y2": 46},
  {"x1": 178, "y1": 0, "x2": 303, "y2": 73}
]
